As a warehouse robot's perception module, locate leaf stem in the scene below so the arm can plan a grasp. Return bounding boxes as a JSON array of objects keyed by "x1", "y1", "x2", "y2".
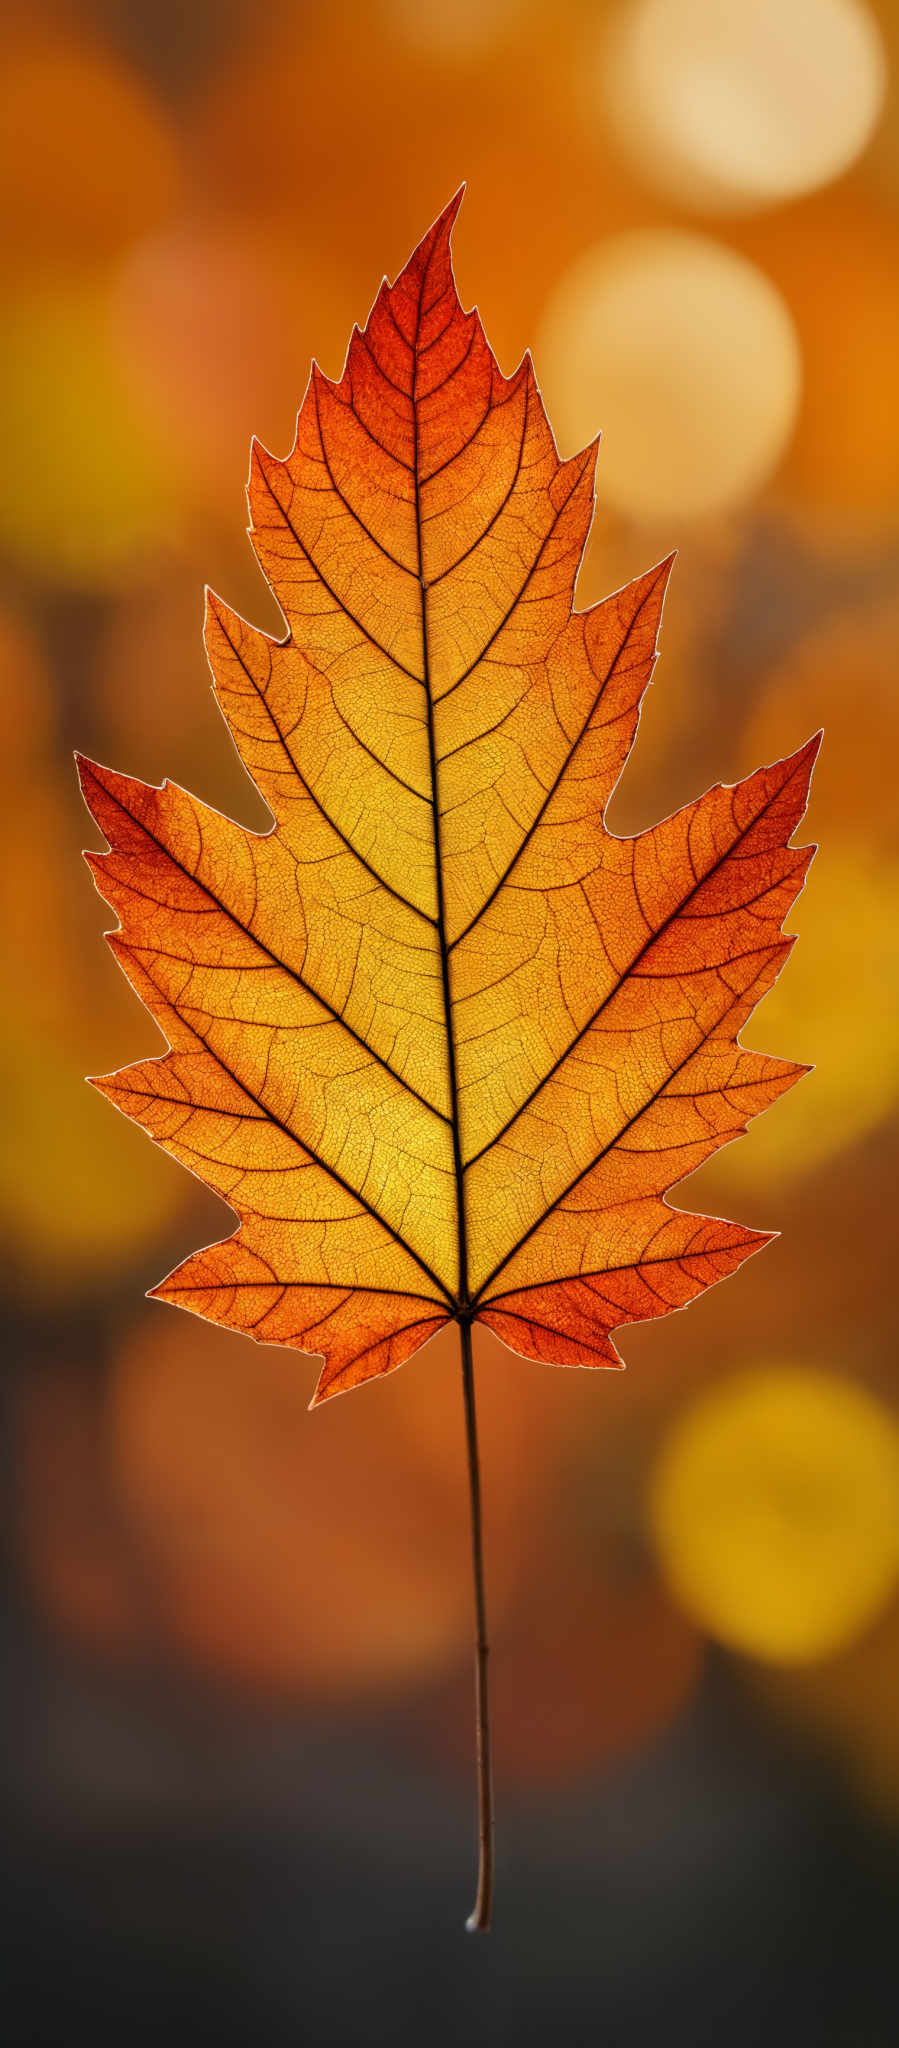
[{"x1": 459, "y1": 1315, "x2": 494, "y2": 1932}]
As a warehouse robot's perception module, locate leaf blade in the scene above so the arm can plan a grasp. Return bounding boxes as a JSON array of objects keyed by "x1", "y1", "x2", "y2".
[{"x1": 78, "y1": 195, "x2": 818, "y2": 1393}]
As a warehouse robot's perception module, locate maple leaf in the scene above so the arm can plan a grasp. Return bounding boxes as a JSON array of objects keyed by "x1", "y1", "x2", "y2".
[{"x1": 78, "y1": 192, "x2": 817, "y2": 1928}]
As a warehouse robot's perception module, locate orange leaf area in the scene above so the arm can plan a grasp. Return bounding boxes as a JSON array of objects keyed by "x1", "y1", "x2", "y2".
[{"x1": 79, "y1": 195, "x2": 817, "y2": 1401}]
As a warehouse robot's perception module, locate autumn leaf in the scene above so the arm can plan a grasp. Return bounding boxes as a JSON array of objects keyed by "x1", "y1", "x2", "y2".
[{"x1": 77, "y1": 192, "x2": 817, "y2": 1927}]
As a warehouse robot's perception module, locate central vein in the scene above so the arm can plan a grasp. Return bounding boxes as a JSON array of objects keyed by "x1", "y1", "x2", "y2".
[{"x1": 412, "y1": 295, "x2": 469, "y2": 1314}]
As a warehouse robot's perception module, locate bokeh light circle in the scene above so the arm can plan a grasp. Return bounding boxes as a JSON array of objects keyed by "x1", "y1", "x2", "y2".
[
  {"x1": 111, "y1": 220, "x2": 357, "y2": 509},
  {"x1": 0, "y1": 277, "x2": 175, "y2": 588},
  {"x1": 106, "y1": 1315, "x2": 550, "y2": 1697},
  {"x1": 383, "y1": 0, "x2": 533, "y2": 60},
  {"x1": 715, "y1": 844, "x2": 899, "y2": 1193},
  {"x1": 600, "y1": 0, "x2": 887, "y2": 212},
  {"x1": 536, "y1": 231, "x2": 801, "y2": 523},
  {"x1": 0, "y1": 36, "x2": 180, "y2": 262},
  {"x1": 648, "y1": 1367, "x2": 899, "y2": 1663}
]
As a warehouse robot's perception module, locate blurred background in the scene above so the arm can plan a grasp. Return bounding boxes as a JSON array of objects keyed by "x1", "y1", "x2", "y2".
[{"x1": 2, "y1": 0, "x2": 899, "y2": 2040}]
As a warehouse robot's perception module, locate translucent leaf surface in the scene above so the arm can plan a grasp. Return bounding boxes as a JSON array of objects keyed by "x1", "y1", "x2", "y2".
[{"x1": 79, "y1": 195, "x2": 817, "y2": 1402}]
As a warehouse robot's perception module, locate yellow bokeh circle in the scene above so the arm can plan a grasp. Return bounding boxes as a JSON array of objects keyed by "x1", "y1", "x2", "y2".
[
  {"x1": 535, "y1": 230, "x2": 801, "y2": 523},
  {"x1": 648, "y1": 1366, "x2": 899, "y2": 1664},
  {"x1": 599, "y1": 0, "x2": 886, "y2": 213},
  {"x1": 0, "y1": 277, "x2": 176, "y2": 588},
  {"x1": 715, "y1": 845, "x2": 899, "y2": 1193}
]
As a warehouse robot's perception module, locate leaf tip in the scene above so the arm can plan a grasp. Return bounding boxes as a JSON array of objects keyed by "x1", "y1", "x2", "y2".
[
  {"x1": 785, "y1": 729, "x2": 823, "y2": 802},
  {"x1": 308, "y1": 1368, "x2": 341, "y2": 1410},
  {"x1": 404, "y1": 186, "x2": 467, "y2": 291},
  {"x1": 74, "y1": 750, "x2": 96, "y2": 797},
  {"x1": 746, "y1": 1226, "x2": 780, "y2": 1255},
  {"x1": 799, "y1": 727, "x2": 824, "y2": 774},
  {"x1": 441, "y1": 181, "x2": 467, "y2": 223},
  {"x1": 639, "y1": 548, "x2": 678, "y2": 618},
  {"x1": 249, "y1": 433, "x2": 274, "y2": 472}
]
